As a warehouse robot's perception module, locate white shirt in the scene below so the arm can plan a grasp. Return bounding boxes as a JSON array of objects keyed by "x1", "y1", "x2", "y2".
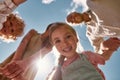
[
  {"x1": 87, "y1": 0, "x2": 120, "y2": 27},
  {"x1": 0, "y1": 0, "x2": 17, "y2": 30},
  {"x1": 85, "y1": 9, "x2": 120, "y2": 53},
  {"x1": 84, "y1": 0, "x2": 120, "y2": 53}
]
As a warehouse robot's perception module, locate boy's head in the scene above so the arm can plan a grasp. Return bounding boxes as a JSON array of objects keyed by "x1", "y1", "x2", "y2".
[
  {"x1": 0, "y1": 13, "x2": 25, "y2": 42},
  {"x1": 66, "y1": 12, "x2": 84, "y2": 24},
  {"x1": 66, "y1": 12, "x2": 91, "y2": 26}
]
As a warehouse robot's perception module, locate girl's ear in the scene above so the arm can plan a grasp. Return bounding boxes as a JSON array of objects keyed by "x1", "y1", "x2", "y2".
[
  {"x1": 75, "y1": 33, "x2": 79, "y2": 42},
  {"x1": 75, "y1": 37, "x2": 79, "y2": 43},
  {"x1": 76, "y1": 38, "x2": 79, "y2": 42}
]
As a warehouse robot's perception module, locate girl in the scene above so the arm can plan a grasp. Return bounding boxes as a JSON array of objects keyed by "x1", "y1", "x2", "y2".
[{"x1": 46, "y1": 22, "x2": 105, "y2": 80}]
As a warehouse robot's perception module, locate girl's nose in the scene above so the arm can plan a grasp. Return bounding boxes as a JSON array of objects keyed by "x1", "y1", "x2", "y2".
[{"x1": 62, "y1": 40, "x2": 69, "y2": 46}]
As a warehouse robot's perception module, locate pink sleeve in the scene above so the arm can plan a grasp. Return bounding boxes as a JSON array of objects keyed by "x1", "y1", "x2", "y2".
[{"x1": 83, "y1": 51, "x2": 105, "y2": 65}]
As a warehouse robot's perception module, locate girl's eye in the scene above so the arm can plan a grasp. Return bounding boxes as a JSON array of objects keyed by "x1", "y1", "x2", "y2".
[
  {"x1": 66, "y1": 35, "x2": 72, "y2": 39},
  {"x1": 54, "y1": 40, "x2": 60, "y2": 44}
]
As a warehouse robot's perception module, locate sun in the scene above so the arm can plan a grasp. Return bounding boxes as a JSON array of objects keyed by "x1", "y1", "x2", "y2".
[{"x1": 34, "y1": 51, "x2": 57, "y2": 79}]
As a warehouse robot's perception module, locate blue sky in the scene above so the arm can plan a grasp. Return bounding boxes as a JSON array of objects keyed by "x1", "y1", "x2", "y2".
[{"x1": 0, "y1": 0, "x2": 120, "y2": 80}]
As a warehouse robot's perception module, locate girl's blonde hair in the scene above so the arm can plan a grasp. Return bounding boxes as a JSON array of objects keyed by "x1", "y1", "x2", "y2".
[
  {"x1": 47, "y1": 22, "x2": 84, "y2": 64},
  {"x1": 0, "y1": 13, "x2": 25, "y2": 42},
  {"x1": 48, "y1": 22, "x2": 77, "y2": 43}
]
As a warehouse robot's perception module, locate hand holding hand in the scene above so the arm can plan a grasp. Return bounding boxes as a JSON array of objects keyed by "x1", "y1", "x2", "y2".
[{"x1": 0, "y1": 60, "x2": 27, "y2": 80}]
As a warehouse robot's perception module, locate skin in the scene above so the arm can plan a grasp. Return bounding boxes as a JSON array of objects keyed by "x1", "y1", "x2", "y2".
[
  {"x1": 66, "y1": 12, "x2": 91, "y2": 24},
  {"x1": 1, "y1": 16, "x2": 24, "y2": 38},
  {"x1": 100, "y1": 38, "x2": 120, "y2": 60},
  {"x1": 0, "y1": 28, "x2": 52, "y2": 80},
  {"x1": 51, "y1": 26, "x2": 78, "y2": 59},
  {"x1": 12, "y1": 0, "x2": 27, "y2": 6}
]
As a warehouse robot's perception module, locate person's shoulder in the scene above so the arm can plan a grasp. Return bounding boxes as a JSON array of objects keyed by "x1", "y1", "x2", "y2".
[
  {"x1": 81, "y1": 51, "x2": 100, "y2": 59},
  {"x1": 5, "y1": 0, "x2": 17, "y2": 9},
  {"x1": 82, "y1": 51, "x2": 94, "y2": 55}
]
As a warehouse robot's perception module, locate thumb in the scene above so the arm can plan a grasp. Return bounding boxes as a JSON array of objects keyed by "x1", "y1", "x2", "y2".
[{"x1": 0, "y1": 67, "x2": 3, "y2": 75}]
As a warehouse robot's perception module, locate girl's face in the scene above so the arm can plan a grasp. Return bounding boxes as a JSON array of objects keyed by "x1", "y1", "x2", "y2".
[{"x1": 51, "y1": 26, "x2": 78, "y2": 59}]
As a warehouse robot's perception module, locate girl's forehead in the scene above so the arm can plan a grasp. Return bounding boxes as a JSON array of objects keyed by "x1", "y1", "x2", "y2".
[
  {"x1": 56, "y1": 26, "x2": 70, "y2": 30},
  {"x1": 52, "y1": 28, "x2": 74, "y2": 38},
  {"x1": 53, "y1": 27, "x2": 71, "y2": 33}
]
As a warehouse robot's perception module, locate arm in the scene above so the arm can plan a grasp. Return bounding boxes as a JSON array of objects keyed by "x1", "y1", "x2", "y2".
[
  {"x1": 86, "y1": 30, "x2": 104, "y2": 53},
  {"x1": 0, "y1": 29, "x2": 37, "y2": 71},
  {"x1": 0, "y1": 42, "x2": 52, "y2": 80},
  {"x1": 12, "y1": 29, "x2": 38, "y2": 60},
  {"x1": 85, "y1": 10, "x2": 105, "y2": 53},
  {"x1": 0, "y1": 30, "x2": 52, "y2": 79},
  {"x1": 83, "y1": 51, "x2": 105, "y2": 65}
]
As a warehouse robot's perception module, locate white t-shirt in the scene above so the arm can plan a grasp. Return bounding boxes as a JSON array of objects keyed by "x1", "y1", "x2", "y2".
[
  {"x1": 0, "y1": 0, "x2": 17, "y2": 30},
  {"x1": 87, "y1": 0, "x2": 120, "y2": 27},
  {"x1": 85, "y1": 0, "x2": 120, "y2": 52}
]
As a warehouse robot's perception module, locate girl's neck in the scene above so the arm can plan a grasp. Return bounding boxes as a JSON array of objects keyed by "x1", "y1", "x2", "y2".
[{"x1": 63, "y1": 53, "x2": 80, "y2": 68}]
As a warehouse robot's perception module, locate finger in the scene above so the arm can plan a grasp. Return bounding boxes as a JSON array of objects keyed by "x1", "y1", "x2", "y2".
[
  {"x1": 7, "y1": 63, "x2": 23, "y2": 76},
  {"x1": 12, "y1": 73, "x2": 26, "y2": 80},
  {"x1": 0, "y1": 67, "x2": 3, "y2": 75},
  {"x1": 2, "y1": 62, "x2": 16, "y2": 75},
  {"x1": 7, "y1": 69, "x2": 23, "y2": 79}
]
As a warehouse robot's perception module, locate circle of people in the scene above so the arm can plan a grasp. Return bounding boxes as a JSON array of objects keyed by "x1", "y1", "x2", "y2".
[{"x1": 0, "y1": 0, "x2": 120, "y2": 80}]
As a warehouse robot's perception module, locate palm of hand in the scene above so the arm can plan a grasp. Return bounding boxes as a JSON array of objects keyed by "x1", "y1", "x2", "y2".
[{"x1": 102, "y1": 38, "x2": 120, "y2": 51}]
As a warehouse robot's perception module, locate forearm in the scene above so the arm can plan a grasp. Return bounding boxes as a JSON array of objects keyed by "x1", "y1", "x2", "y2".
[
  {"x1": 86, "y1": 33, "x2": 104, "y2": 53},
  {"x1": 12, "y1": 29, "x2": 38, "y2": 60},
  {"x1": 22, "y1": 51, "x2": 41, "y2": 67},
  {"x1": 22, "y1": 46, "x2": 52, "y2": 67},
  {"x1": 92, "y1": 38, "x2": 104, "y2": 53}
]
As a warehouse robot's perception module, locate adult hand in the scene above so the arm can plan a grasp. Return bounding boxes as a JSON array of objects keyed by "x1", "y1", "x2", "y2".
[{"x1": 0, "y1": 60, "x2": 26, "y2": 80}]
